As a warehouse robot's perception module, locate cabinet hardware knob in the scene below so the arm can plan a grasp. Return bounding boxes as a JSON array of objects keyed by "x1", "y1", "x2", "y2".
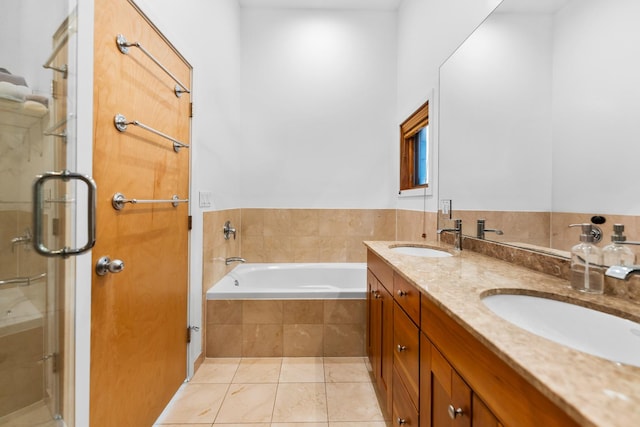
[
  {"x1": 397, "y1": 290, "x2": 408, "y2": 297},
  {"x1": 397, "y1": 344, "x2": 407, "y2": 352},
  {"x1": 397, "y1": 417, "x2": 407, "y2": 425},
  {"x1": 374, "y1": 292, "x2": 381, "y2": 299},
  {"x1": 448, "y1": 404, "x2": 463, "y2": 419}
]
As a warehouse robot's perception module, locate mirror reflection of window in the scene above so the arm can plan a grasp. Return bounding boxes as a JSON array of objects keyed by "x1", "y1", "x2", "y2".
[{"x1": 400, "y1": 100, "x2": 429, "y2": 191}]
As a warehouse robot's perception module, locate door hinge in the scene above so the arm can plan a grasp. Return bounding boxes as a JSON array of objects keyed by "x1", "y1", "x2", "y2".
[
  {"x1": 188, "y1": 215, "x2": 192, "y2": 230},
  {"x1": 189, "y1": 102, "x2": 193, "y2": 118}
]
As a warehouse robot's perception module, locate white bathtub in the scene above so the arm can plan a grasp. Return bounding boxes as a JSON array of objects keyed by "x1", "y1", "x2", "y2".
[
  {"x1": 0, "y1": 286, "x2": 43, "y2": 338},
  {"x1": 207, "y1": 262, "x2": 367, "y2": 300}
]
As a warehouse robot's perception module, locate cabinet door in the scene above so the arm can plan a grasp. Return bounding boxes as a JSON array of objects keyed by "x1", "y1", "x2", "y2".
[
  {"x1": 472, "y1": 395, "x2": 502, "y2": 427},
  {"x1": 429, "y1": 341, "x2": 471, "y2": 427},
  {"x1": 379, "y1": 283, "x2": 394, "y2": 416},
  {"x1": 367, "y1": 269, "x2": 393, "y2": 416},
  {"x1": 394, "y1": 302, "x2": 420, "y2": 408}
]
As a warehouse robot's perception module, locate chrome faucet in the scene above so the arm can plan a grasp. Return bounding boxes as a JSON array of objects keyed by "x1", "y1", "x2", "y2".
[
  {"x1": 225, "y1": 256, "x2": 246, "y2": 266},
  {"x1": 605, "y1": 265, "x2": 640, "y2": 280},
  {"x1": 223, "y1": 220, "x2": 237, "y2": 240},
  {"x1": 438, "y1": 219, "x2": 463, "y2": 250},
  {"x1": 11, "y1": 228, "x2": 32, "y2": 252},
  {"x1": 476, "y1": 219, "x2": 503, "y2": 240}
]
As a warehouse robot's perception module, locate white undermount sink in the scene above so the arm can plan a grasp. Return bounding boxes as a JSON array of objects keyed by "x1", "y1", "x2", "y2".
[
  {"x1": 390, "y1": 246, "x2": 452, "y2": 258},
  {"x1": 482, "y1": 293, "x2": 640, "y2": 368}
]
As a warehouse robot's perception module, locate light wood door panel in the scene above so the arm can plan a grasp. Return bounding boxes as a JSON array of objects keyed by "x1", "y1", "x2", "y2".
[{"x1": 90, "y1": 1, "x2": 191, "y2": 426}]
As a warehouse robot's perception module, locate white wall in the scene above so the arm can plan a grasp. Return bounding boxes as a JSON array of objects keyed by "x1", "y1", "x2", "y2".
[
  {"x1": 438, "y1": 12, "x2": 554, "y2": 211},
  {"x1": 396, "y1": 0, "x2": 499, "y2": 212},
  {"x1": 239, "y1": 7, "x2": 397, "y2": 208},
  {"x1": 552, "y1": 0, "x2": 640, "y2": 214}
]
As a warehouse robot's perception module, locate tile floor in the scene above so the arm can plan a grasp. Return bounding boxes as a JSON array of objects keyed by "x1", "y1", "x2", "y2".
[{"x1": 154, "y1": 357, "x2": 388, "y2": 427}]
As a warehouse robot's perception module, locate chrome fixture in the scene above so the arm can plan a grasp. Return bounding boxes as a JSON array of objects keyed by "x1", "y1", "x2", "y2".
[
  {"x1": 476, "y1": 219, "x2": 503, "y2": 240},
  {"x1": 0, "y1": 273, "x2": 46, "y2": 289},
  {"x1": 223, "y1": 220, "x2": 237, "y2": 240},
  {"x1": 114, "y1": 114, "x2": 189, "y2": 152},
  {"x1": 111, "y1": 192, "x2": 188, "y2": 211},
  {"x1": 605, "y1": 265, "x2": 640, "y2": 280},
  {"x1": 95, "y1": 256, "x2": 125, "y2": 276},
  {"x1": 225, "y1": 257, "x2": 246, "y2": 266},
  {"x1": 115, "y1": 34, "x2": 191, "y2": 97},
  {"x1": 569, "y1": 223, "x2": 603, "y2": 244},
  {"x1": 438, "y1": 219, "x2": 462, "y2": 250},
  {"x1": 11, "y1": 228, "x2": 32, "y2": 252}
]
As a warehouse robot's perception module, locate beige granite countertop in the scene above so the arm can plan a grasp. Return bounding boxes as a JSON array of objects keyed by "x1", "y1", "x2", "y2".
[{"x1": 364, "y1": 240, "x2": 640, "y2": 427}]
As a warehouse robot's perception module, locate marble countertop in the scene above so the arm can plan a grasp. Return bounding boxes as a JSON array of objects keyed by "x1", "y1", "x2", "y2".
[{"x1": 364, "y1": 240, "x2": 640, "y2": 427}]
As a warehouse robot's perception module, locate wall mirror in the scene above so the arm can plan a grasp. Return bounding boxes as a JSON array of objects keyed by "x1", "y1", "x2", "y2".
[{"x1": 438, "y1": 0, "x2": 640, "y2": 255}]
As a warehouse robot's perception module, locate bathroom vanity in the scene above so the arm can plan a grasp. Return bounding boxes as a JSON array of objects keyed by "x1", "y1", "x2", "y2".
[{"x1": 365, "y1": 241, "x2": 640, "y2": 427}]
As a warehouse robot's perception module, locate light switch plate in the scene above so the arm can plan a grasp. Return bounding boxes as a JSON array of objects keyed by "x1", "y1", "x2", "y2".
[{"x1": 199, "y1": 191, "x2": 212, "y2": 208}]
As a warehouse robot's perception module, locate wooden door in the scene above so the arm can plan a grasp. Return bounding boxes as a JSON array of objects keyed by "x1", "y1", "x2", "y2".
[
  {"x1": 429, "y1": 342, "x2": 471, "y2": 427},
  {"x1": 90, "y1": 1, "x2": 191, "y2": 426}
]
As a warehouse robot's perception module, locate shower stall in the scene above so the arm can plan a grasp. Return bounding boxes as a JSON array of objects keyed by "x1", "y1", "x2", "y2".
[{"x1": 1, "y1": 0, "x2": 83, "y2": 425}]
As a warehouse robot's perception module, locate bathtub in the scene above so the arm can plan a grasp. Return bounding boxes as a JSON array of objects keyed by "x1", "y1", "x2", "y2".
[
  {"x1": 206, "y1": 262, "x2": 368, "y2": 357},
  {"x1": 0, "y1": 286, "x2": 43, "y2": 338},
  {"x1": 207, "y1": 262, "x2": 367, "y2": 300}
]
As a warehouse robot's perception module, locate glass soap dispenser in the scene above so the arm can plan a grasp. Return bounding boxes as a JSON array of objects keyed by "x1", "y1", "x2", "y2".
[
  {"x1": 602, "y1": 224, "x2": 636, "y2": 266},
  {"x1": 568, "y1": 223, "x2": 604, "y2": 294}
]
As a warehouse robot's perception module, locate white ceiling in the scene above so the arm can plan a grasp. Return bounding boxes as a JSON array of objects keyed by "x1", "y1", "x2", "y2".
[{"x1": 239, "y1": 0, "x2": 402, "y2": 10}]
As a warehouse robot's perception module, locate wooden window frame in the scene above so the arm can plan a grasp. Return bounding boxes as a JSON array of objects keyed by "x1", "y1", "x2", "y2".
[{"x1": 400, "y1": 100, "x2": 429, "y2": 191}]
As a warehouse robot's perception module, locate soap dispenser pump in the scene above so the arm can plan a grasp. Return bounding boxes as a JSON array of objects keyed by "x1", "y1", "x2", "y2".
[
  {"x1": 602, "y1": 224, "x2": 636, "y2": 266},
  {"x1": 568, "y1": 223, "x2": 604, "y2": 294}
]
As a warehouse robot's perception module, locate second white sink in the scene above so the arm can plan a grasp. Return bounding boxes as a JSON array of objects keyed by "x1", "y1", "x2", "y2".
[
  {"x1": 482, "y1": 293, "x2": 640, "y2": 368},
  {"x1": 390, "y1": 246, "x2": 452, "y2": 258}
]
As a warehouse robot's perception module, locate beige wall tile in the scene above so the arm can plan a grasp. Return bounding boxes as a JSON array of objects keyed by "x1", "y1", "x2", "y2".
[
  {"x1": 324, "y1": 300, "x2": 365, "y2": 325},
  {"x1": 290, "y1": 209, "x2": 320, "y2": 237},
  {"x1": 242, "y1": 208, "x2": 265, "y2": 236},
  {"x1": 318, "y1": 237, "x2": 348, "y2": 262},
  {"x1": 324, "y1": 324, "x2": 365, "y2": 357},
  {"x1": 283, "y1": 324, "x2": 324, "y2": 357},
  {"x1": 318, "y1": 209, "x2": 350, "y2": 237},
  {"x1": 243, "y1": 300, "x2": 283, "y2": 324},
  {"x1": 263, "y1": 236, "x2": 294, "y2": 263},
  {"x1": 207, "y1": 300, "x2": 243, "y2": 325},
  {"x1": 292, "y1": 236, "x2": 321, "y2": 262},
  {"x1": 242, "y1": 324, "x2": 283, "y2": 357},
  {"x1": 284, "y1": 300, "x2": 324, "y2": 324},
  {"x1": 206, "y1": 324, "x2": 242, "y2": 357},
  {"x1": 263, "y1": 209, "x2": 292, "y2": 236}
]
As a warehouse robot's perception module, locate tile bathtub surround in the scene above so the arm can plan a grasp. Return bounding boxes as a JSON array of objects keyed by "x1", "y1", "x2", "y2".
[
  {"x1": 154, "y1": 357, "x2": 386, "y2": 426},
  {"x1": 206, "y1": 299, "x2": 365, "y2": 358}
]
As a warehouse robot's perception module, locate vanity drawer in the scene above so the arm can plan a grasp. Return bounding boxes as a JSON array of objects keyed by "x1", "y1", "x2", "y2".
[
  {"x1": 394, "y1": 301, "x2": 420, "y2": 408},
  {"x1": 368, "y1": 250, "x2": 393, "y2": 292},
  {"x1": 394, "y1": 272, "x2": 420, "y2": 324},
  {"x1": 393, "y1": 368, "x2": 419, "y2": 427}
]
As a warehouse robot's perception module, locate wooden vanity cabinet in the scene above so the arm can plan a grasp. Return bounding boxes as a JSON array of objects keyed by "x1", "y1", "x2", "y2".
[
  {"x1": 421, "y1": 333, "x2": 500, "y2": 427},
  {"x1": 367, "y1": 254, "x2": 394, "y2": 416},
  {"x1": 366, "y1": 250, "x2": 581, "y2": 427},
  {"x1": 420, "y1": 294, "x2": 580, "y2": 427}
]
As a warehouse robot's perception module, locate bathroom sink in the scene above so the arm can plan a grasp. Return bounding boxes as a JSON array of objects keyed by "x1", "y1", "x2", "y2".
[
  {"x1": 482, "y1": 293, "x2": 640, "y2": 367},
  {"x1": 390, "y1": 246, "x2": 452, "y2": 258}
]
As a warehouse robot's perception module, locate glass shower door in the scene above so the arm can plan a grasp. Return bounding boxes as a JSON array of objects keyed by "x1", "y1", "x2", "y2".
[{"x1": 0, "y1": 0, "x2": 80, "y2": 425}]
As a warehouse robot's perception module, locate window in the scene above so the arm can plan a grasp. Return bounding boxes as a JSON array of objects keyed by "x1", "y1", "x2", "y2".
[{"x1": 400, "y1": 100, "x2": 430, "y2": 191}]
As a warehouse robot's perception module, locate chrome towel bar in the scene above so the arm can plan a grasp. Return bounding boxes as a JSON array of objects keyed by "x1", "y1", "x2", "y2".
[
  {"x1": 112, "y1": 193, "x2": 189, "y2": 211},
  {"x1": 0, "y1": 273, "x2": 47, "y2": 289},
  {"x1": 114, "y1": 113, "x2": 189, "y2": 152},
  {"x1": 116, "y1": 34, "x2": 191, "y2": 98},
  {"x1": 43, "y1": 32, "x2": 69, "y2": 78}
]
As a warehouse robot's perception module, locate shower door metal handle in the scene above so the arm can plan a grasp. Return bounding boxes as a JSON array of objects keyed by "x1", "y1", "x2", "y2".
[{"x1": 33, "y1": 170, "x2": 97, "y2": 258}]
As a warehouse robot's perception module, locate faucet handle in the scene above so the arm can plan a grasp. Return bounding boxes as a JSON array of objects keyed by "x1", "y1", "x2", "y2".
[{"x1": 223, "y1": 220, "x2": 237, "y2": 240}]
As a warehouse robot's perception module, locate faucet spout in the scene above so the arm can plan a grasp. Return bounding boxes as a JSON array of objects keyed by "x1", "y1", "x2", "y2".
[
  {"x1": 605, "y1": 265, "x2": 640, "y2": 280},
  {"x1": 437, "y1": 219, "x2": 463, "y2": 250},
  {"x1": 476, "y1": 219, "x2": 503, "y2": 240},
  {"x1": 225, "y1": 257, "x2": 246, "y2": 266}
]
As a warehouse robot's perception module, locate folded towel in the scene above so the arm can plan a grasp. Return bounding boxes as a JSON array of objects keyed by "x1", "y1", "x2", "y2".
[
  {"x1": 0, "y1": 81, "x2": 30, "y2": 102},
  {"x1": 0, "y1": 69, "x2": 27, "y2": 87},
  {"x1": 22, "y1": 100, "x2": 48, "y2": 115},
  {"x1": 25, "y1": 94, "x2": 49, "y2": 108}
]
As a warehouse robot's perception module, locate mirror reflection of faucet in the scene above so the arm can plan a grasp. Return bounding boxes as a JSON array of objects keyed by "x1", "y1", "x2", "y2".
[{"x1": 476, "y1": 219, "x2": 503, "y2": 240}]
